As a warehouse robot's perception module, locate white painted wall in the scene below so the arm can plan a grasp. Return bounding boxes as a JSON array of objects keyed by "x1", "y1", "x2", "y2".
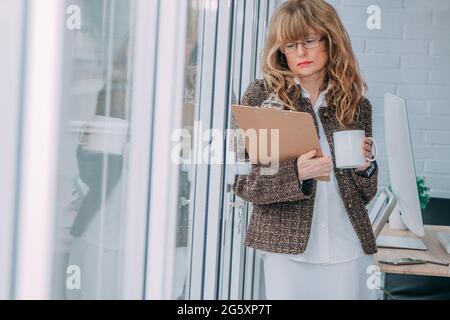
[{"x1": 276, "y1": 0, "x2": 450, "y2": 198}]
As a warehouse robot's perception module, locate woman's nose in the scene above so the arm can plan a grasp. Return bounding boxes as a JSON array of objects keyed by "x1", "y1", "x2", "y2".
[{"x1": 296, "y1": 44, "x2": 306, "y2": 56}]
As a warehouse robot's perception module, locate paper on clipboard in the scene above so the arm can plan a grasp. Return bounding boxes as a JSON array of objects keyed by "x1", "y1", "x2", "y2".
[{"x1": 231, "y1": 104, "x2": 330, "y2": 181}]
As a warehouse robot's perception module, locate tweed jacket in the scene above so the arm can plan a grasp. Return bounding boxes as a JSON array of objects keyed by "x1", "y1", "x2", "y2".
[{"x1": 232, "y1": 79, "x2": 379, "y2": 255}]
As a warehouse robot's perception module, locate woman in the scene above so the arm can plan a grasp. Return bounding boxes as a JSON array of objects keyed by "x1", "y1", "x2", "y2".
[{"x1": 233, "y1": 0, "x2": 379, "y2": 299}]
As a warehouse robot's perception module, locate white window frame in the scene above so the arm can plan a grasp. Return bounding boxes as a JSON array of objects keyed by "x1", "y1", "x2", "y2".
[
  {"x1": 0, "y1": 0, "x2": 27, "y2": 300},
  {"x1": 119, "y1": 0, "x2": 158, "y2": 299},
  {"x1": 201, "y1": 0, "x2": 237, "y2": 300},
  {"x1": 143, "y1": 0, "x2": 189, "y2": 300},
  {"x1": 187, "y1": 0, "x2": 220, "y2": 299},
  {"x1": 14, "y1": 0, "x2": 65, "y2": 299}
]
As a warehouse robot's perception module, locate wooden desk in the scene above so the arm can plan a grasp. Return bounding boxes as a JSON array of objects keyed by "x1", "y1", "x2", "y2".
[{"x1": 375, "y1": 225, "x2": 450, "y2": 278}]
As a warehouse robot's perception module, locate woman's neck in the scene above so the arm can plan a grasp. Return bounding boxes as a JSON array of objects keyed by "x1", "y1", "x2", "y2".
[{"x1": 298, "y1": 73, "x2": 326, "y2": 104}]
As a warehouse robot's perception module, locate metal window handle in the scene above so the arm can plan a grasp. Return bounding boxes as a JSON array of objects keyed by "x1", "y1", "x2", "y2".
[
  {"x1": 179, "y1": 197, "x2": 191, "y2": 208},
  {"x1": 228, "y1": 199, "x2": 244, "y2": 209},
  {"x1": 236, "y1": 206, "x2": 244, "y2": 235},
  {"x1": 226, "y1": 197, "x2": 246, "y2": 235}
]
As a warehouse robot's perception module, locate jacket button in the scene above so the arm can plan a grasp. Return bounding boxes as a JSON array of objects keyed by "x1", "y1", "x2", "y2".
[
  {"x1": 324, "y1": 112, "x2": 328, "y2": 117},
  {"x1": 348, "y1": 203, "x2": 353, "y2": 209}
]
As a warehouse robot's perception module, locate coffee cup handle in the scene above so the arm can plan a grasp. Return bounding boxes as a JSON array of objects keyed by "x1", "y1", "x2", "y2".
[{"x1": 366, "y1": 137, "x2": 377, "y2": 162}]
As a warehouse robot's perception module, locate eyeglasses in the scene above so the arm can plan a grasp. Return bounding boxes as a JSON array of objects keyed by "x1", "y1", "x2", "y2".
[{"x1": 281, "y1": 35, "x2": 325, "y2": 54}]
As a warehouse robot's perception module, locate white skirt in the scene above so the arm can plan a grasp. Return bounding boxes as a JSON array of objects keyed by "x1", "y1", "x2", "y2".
[{"x1": 263, "y1": 253, "x2": 378, "y2": 300}]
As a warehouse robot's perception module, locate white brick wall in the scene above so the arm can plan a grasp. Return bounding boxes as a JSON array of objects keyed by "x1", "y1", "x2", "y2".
[{"x1": 328, "y1": 0, "x2": 450, "y2": 199}]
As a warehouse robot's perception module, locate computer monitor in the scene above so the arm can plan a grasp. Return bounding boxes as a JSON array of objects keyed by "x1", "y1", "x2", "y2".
[
  {"x1": 384, "y1": 93, "x2": 425, "y2": 236},
  {"x1": 383, "y1": 92, "x2": 425, "y2": 237},
  {"x1": 371, "y1": 93, "x2": 426, "y2": 251}
]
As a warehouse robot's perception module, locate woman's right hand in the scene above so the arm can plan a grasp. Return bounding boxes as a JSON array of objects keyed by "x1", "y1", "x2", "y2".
[{"x1": 296, "y1": 149, "x2": 333, "y2": 181}]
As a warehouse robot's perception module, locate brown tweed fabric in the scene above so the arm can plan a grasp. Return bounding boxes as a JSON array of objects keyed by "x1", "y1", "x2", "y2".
[{"x1": 232, "y1": 79, "x2": 378, "y2": 255}]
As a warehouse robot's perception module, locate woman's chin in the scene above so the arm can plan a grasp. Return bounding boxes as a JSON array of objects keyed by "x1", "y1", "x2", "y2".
[
  {"x1": 296, "y1": 70, "x2": 314, "y2": 79},
  {"x1": 295, "y1": 68, "x2": 323, "y2": 80}
]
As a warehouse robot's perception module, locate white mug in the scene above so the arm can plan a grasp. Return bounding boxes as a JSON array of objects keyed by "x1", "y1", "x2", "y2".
[
  {"x1": 333, "y1": 130, "x2": 377, "y2": 169},
  {"x1": 79, "y1": 115, "x2": 129, "y2": 155}
]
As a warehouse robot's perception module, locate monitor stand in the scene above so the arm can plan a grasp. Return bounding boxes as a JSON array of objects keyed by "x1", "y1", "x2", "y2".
[
  {"x1": 376, "y1": 202, "x2": 428, "y2": 251},
  {"x1": 376, "y1": 235, "x2": 427, "y2": 251}
]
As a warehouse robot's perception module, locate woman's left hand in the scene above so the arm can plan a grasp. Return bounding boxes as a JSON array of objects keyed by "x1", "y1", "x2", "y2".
[{"x1": 355, "y1": 137, "x2": 373, "y2": 172}]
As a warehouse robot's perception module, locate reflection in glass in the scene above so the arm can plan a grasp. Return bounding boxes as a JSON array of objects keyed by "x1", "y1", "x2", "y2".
[{"x1": 52, "y1": 0, "x2": 135, "y2": 299}]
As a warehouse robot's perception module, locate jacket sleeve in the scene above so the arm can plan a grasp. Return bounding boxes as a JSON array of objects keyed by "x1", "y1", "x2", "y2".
[
  {"x1": 350, "y1": 98, "x2": 379, "y2": 206},
  {"x1": 231, "y1": 80, "x2": 312, "y2": 205}
]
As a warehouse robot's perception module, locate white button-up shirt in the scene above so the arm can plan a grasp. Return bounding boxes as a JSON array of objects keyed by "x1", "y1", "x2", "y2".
[{"x1": 263, "y1": 78, "x2": 365, "y2": 264}]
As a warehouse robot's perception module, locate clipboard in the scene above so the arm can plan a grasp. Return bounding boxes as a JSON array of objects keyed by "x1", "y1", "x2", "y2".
[{"x1": 232, "y1": 104, "x2": 330, "y2": 181}]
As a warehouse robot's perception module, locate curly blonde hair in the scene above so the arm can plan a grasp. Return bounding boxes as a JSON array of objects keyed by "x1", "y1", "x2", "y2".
[{"x1": 262, "y1": 0, "x2": 367, "y2": 128}]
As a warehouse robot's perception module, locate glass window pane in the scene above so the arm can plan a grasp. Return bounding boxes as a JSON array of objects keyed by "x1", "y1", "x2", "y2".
[{"x1": 52, "y1": 0, "x2": 137, "y2": 299}]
